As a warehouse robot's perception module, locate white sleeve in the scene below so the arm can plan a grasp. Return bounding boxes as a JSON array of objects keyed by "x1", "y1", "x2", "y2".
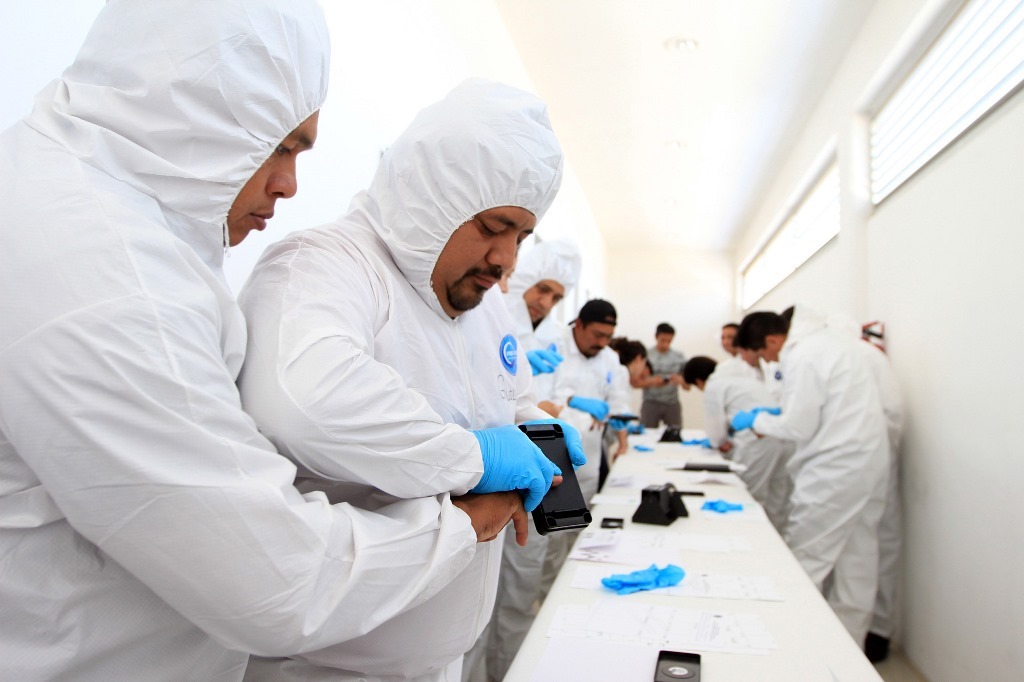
[
  {"x1": 608, "y1": 365, "x2": 633, "y2": 415},
  {"x1": 753, "y1": 354, "x2": 823, "y2": 443},
  {"x1": 238, "y1": 246, "x2": 483, "y2": 499},
  {"x1": 702, "y1": 382, "x2": 730, "y2": 447},
  {"x1": 0, "y1": 297, "x2": 476, "y2": 658}
]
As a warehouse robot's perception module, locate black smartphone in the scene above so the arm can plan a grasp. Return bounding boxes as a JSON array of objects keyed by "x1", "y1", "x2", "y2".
[
  {"x1": 608, "y1": 414, "x2": 638, "y2": 422},
  {"x1": 519, "y1": 423, "x2": 592, "y2": 535},
  {"x1": 600, "y1": 517, "x2": 624, "y2": 529},
  {"x1": 653, "y1": 650, "x2": 701, "y2": 681}
]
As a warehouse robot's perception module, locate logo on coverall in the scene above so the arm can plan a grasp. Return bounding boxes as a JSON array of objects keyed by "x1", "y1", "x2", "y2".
[{"x1": 499, "y1": 334, "x2": 518, "y2": 376}]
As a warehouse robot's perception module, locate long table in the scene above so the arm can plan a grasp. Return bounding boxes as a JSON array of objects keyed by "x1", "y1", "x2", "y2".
[{"x1": 504, "y1": 434, "x2": 883, "y2": 681}]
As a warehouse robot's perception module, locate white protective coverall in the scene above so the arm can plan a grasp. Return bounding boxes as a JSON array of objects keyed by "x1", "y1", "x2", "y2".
[
  {"x1": 0, "y1": 2, "x2": 484, "y2": 680},
  {"x1": 539, "y1": 328, "x2": 632, "y2": 591},
  {"x1": 751, "y1": 306, "x2": 889, "y2": 645},
  {"x1": 703, "y1": 357, "x2": 794, "y2": 530},
  {"x1": 469, "y1": 240, "x2": 582, "y2": 681},
  {"x1": 828, "y1": 319, "x2": 906, "y2": 639},
  {"x1": 236, "y1": 79, "x2": 562, "y2": 682}
]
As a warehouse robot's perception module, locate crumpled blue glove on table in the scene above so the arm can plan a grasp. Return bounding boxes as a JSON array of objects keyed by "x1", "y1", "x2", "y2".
[
  {"x1": 682, "y1": 438, "x2": 713, "y2": 448},
  {"x1": 730, "y1": 406, "x2": 782, "y2": 431},
  {"x1": 601, "y1": 564, "x2": 686, "y2": 595},
  {"x1": 470, "y1": 425, "x2": 560, "y2": 512},
  {"x1": 568, "y1": 396, "x2": 610, "y2": 421},
  {"x1": 522, "y1": 418, "x2": 587, "y2": 468},
  {"x1": 526, "y1": 347, "x2": 563, "y2": 375},
  {"x1": 701, "y1": 499, "x2": 744, "y2": 513},
  {"x1": 633, "y1": 444, "x2": 654, "y2": 452}
]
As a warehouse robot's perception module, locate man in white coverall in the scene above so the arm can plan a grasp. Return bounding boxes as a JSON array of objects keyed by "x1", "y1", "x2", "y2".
[
  {"x1": 237, "y1": 80, "x2": 584, "y2": 681},
  {"x1": 827, "y1": 318, "x2": 906, "y2": 661},
  {"x1": 0, "y1": 2, "x2": 524, "y2": 680},
  {"x1": 539, "y1": 299, "x2": 633, "y2": 591},
  {"x1": 466, "y1": 240, "x2": 582, "y2": 681},
  {"x1": 682, "y1": 356, "x2": 793, "y2": 530},
  {"x1": 732, "y1": 306, "x2": 889, "y2": 647}
]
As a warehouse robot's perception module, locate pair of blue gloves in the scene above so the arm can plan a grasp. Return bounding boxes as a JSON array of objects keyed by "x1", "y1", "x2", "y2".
[
  {"x1": 526, "y1": 344, "x2": 563, "y2": 376},
  {"x1": 730, "y1": 406, "x2": 781, "y2": 432},
  {"x1": 469, "y1": 419, "x2": 586, "y2": 512},
  {"x1": 682, "y1": 437, "x2": 713, "y2": 449},
  {"x1": 602, "y1": 564, "x2": 686, "y2": 595}
]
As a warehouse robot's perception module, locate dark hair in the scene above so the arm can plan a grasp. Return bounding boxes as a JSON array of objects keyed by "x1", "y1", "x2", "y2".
[
  {"x1": 736, "y1": 311, "x2": 789, "y2": 351},
  {"x1": 610, "y1": 337, "x2": 647, "y2": 366},
  {"x1": 722, "y1": 322, "x2": 739, "y2": 331},
  {"x1": 683, "y1": 356, "x2": 717, "y2": 385},
  {"x1": 656, "y1": 322, "x2": 675, "y2": 336}
]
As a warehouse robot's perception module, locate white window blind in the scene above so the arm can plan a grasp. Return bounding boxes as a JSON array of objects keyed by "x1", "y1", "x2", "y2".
[
  {"x1": 741, "y1": 164, "x2": 840, "y2": 309},
  {"x1": 871, "y1": 0, "x2": 1024, "y2": 204}
]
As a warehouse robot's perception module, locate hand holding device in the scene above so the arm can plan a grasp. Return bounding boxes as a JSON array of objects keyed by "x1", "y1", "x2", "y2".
[
  {"x1": 522, "y1": 418, "x2": 586, "y2": 467},
  {"x1": 470, "y1": 425, "x2": 560, "y2": 512},
  {"x1": 519, "y1": 423, "x2": 592, "y2": 535}
]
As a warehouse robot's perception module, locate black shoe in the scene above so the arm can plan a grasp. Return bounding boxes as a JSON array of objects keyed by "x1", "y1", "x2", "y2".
[{"x1": 864, "y1": 632, "x2": 890, "y2": 663}]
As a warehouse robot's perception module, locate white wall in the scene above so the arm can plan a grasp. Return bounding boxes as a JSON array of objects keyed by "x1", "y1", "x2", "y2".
[
  {"x1": 605, "y1": 246, "x2": 737, "y2": 426},
  {"x1": 734, "y1": 1, "x2": 1024, "y2": 679},
  {"x1": 0, "y1": 1, "x2": 606, "y2": 299}
]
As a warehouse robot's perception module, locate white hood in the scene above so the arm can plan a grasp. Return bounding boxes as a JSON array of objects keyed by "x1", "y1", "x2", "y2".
[
  {"x1": 506, "y1": 238, "x2": 582, "y2": 297},
  {"x1": 349, "y1": 78, "x2": 564, "y2": 319},
  {"x1": 783, "y1": 303, "x2": 829, "y2": 354},
  {"x1": 23, "y1": 0, "x2": 330, "y2": 265}
]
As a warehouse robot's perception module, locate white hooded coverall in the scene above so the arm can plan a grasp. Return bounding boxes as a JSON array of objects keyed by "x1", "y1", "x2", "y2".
[
  {"x1": 751, "y1": 306, "x2": 889, "y2": 646},
  {"x1": 702, "y1": 356, "x2": 794, "y2": 530},
  {"x1": 0, "y1": 2, "x2": 486, "y2": 680},
  {"x1": 468, "y1": 240, "x2": 582, "y2": 681},
  {"x1": 237, "y1": 79, "x2": 563, "y2": 682}
]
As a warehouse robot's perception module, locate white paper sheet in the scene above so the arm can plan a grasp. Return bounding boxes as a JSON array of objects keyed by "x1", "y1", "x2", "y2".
[
  {"x1": 590, "y1": 492, "x2": 641, "y2": 506},
  {"x1": 569, "y1": 528, "x2": 754, "y2": 564},
  {"x1": 571, "y1": 564, "x2": 784, "y2": 601},
  {"x1": 547, "y1": 600, "x2": 776, "y2": 655},
  {"x1": 528, "y1": 637, "x2": 655, "y2": 682}
]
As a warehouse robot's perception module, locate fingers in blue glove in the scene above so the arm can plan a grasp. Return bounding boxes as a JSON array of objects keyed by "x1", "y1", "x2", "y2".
[
  {"x1": 626, "y1": 423, "x2": 645, "y2": 435},
  {"x1": 526, "y1": 348, "x2": 564, "y2": 376},
  {"x1": 568, "y1": 396, "x2": 610, "y2": 421},
  {"x1": 522, "y1": 418, "x2": 587, "y2": 468},
  {"x1": 470, "y1": 425, "x2": 559, "y2": 512},
  {"x1": 753, "y1": 406, "x2": 782, "y2": 416},
  {"x1": 730, "y1": 409, "x2": 757, "y2": 432}
]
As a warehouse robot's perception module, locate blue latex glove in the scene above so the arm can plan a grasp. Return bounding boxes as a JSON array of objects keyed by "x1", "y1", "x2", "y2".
[
  {"x1": 526, "y1": 347, "x2": 563, "y2": 375},
  {"x1": 730, "y1": 406, "x2": 782, "y2": 431},
  {"x1": 701, "y1": 499, "x2": 744, "y2": 513},
  {"x1": 682, "y1": 438, "x2": 713, "y2": 449},
  {"x1": 522, "y1": 418, "x2": 587, "y2": 468},
  {"x1": 470, "y1": 425, "x2": 560, "y2": 512},
  {"x1": 608, "y1": 416, "x2": 636, "y2": 432},
  {"x1": 626, "y1": 423, "x2": 645, "y2": 435},
  {"x1": 601, "y1": 564, "x2": 686, "y2": 595},
  {"x1": 568, "y1": 396, "x2": 610, "y2": 421},
  {"x1": 633, "y1": 444, "x2": 654, "y2": 452}
]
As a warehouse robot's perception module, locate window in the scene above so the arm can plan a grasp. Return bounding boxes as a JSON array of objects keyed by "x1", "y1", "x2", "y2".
[
  {"x1": 871, "y1": 0, "x2": 1024, "y2": 203},
  {"x1": 740, "y1": 163, "x2": 840, "y2": 309}
]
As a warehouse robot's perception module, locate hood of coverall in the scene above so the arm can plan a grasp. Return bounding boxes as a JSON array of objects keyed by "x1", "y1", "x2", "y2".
[
  {"x1": 23, "y1": 0, "x2": 330, "y2": 268},
  {"x1": 506, "y1": 239, "x2": 582, "y2": 299},
  {"x1": 782, "y1": 303, "x2": 829, "y2": 355},
  {"x1": 357, "y1": 78, "x2": 564, "y2": 320}
]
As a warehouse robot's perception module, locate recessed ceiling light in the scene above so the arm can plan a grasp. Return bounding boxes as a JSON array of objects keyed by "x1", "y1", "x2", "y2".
[
  {"x1": 664, "y1": 139, "x2": 687, "y2": 149},
  {"x1": 664, "y1": 37, "x2": 699, "y2": 52}
]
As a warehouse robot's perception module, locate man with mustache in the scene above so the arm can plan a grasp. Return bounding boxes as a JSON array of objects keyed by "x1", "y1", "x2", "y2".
[{"x1": 236, "y1": 79, "x2": 585, "y2": 681}]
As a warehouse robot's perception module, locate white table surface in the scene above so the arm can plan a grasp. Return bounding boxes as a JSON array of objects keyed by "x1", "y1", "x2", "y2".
[{"x1": 504, "y1": 433, "x2": 883, "y2": 682}]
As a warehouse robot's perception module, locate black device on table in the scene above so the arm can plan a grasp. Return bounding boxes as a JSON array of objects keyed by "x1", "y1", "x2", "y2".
[
  {"x1": 653, "y1": 651, "x2": 701, "y2": 681},
  {"x1": 608, "y1": 414, "x2": 638, "y2": 422},
  {"x1": 519, "y1": 423, "x2": 592, "y2": 535},
  {"x1": 659, "y1": 426, "x2": 681, "y2": 442}
]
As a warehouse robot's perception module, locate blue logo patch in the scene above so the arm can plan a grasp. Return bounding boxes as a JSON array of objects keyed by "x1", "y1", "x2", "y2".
[
  {"x1": 499, "y1": 334, "x2": 518, "y2": 375},
  {"x1": 774, "y1": 370, "x2": 783, "y2": 381},
  {"x1": 606, "y1": 370, "x2": 613, "y2": 384}
]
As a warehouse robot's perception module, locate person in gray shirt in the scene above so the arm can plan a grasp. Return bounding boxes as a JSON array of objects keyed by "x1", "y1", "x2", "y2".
[{"x1": 640, "y1": 322, "x2": 688, "y2": 428}]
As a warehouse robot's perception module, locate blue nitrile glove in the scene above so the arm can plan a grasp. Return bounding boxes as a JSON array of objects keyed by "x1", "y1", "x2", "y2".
[
  {"x1": 522, "y1": 418, "x2": 587, "y2": 468},
  {"x1": 633, "y1": 445, "x2": 654, "y2": 452},
  {"x1": 701, "y1": 499, "x2": 744, "y2": 513},
  {"x1": 627, "y1": 423, "x2": 645, "y2": 435},
  {"x1": 526, "y1": 347, "x2": 563, "y2": 375},
  {"x1": 568, "y1": 396, "x2": 610, "y2": 421},
  {"x1": 730, "y1": 406, "x2": 782, "y2": 432},
  {"x1": 470, "y1": 425, "x2": 560, "y2": 512},
  {"x1": 601, "y1": 564, "x2": 686, "y2": 595},
  {"x1": 682, "y1": 438, "x2": 713, "y2": 449},
  {"x1": 609, "y1": 417, "x2": 634, "y2": 432}
]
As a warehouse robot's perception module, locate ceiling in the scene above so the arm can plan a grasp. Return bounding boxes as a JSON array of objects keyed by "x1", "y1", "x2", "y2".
[{"x1": 495, "y1": 0, "x2": 879, "y2": 252}]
